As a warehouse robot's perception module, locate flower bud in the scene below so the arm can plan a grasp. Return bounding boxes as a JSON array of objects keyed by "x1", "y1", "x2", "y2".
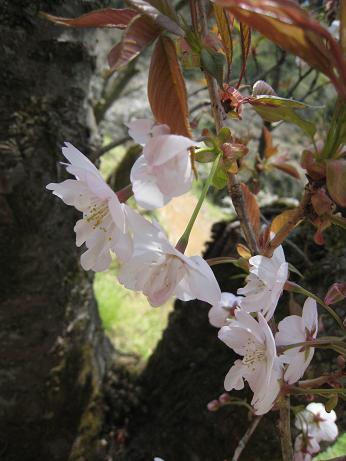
[
  {"x1": 218, "y1": 393, "x2": 231, "y2": 405},
  {"x1": 324, "y1": 282, "x2": 346, "y2": 305},
  {"x1": 336, "y1": 355, "x2": 345, "y2": 370},
  {"x1": 207, "y1": 399, "x2": 220, "y2": 412}
]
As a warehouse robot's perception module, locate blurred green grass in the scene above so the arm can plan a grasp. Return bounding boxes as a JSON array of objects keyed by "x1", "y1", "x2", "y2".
[
  {"x1": 314, "y1": 432, "x2": 346, "y2": 460},
  {"x1": 94, "y1": 263, "x2": 172, "y2": 361}
]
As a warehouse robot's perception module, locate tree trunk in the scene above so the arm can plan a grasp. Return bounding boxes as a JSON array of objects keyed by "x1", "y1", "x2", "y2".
[{"x1": 0, "y1": 2, "x2": 111, "y2": 460}]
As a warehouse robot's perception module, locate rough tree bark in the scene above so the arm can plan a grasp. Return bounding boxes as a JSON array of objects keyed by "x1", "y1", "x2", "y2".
[{"x1": 0, "y1": 2, "x2": 112, "y2": 460}]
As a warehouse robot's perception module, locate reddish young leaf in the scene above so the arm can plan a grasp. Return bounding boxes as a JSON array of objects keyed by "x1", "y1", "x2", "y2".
[
  {"x1": 262, "y1": 126, "x2": 278, "y2": 158},
  {"x1": 148, "y1": 36, "x2": 191, "y2": 137},
  {"x1": 270, "y1": 209, "x2": 298, "y2": 235},
  {"x1": 107, "y1": 15, "x2": 160, "y2": 72},
  {"x1": 213, "y1": 4, "x2": 233, "y2": 78},
  {"x1": 240, "y1": 183, "x2": 260, "y2": 235},
  {"x1": 238, "y1": 22, "x2": 251, "y2": 88},
  {"x1": 214, "y1": 0, "x2": 346, "y2": 98},
  {"x1": 127, "y1": 0, "x2": 183, "y2": 36},
  {"x1": 271, "y1": 162, "x2": 300, "y2": 179},
  {"x1": 326, "y1": 159, "x2": 346, "y2": 207},
  {"x1": 42, "y1": 8, "x2": 137, "y2": 29}
]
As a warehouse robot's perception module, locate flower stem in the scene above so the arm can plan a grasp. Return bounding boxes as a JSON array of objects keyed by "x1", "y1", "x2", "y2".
[
  {"x1": 194, "y1": 0, "x2": 260, "y2": 256},
  {"x1": 116, "y1": 184, "x2": 133, "y2": 203},
  {"x1": 279, "y1": 396, "x2": 293, "y2": 461},
  {"x1": 176, "y1": 153, "x2": 221, "y2": 253},
  {"x1": 284, "y1": 281, "x2": 345, "y2": 330}
]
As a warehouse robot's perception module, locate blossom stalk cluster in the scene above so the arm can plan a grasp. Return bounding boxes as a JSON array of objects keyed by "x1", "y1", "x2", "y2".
[{"x1": 47, "y1": 119, "x2": 335, "y2": 422}]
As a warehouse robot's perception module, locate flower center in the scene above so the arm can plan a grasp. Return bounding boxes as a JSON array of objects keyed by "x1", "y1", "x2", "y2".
[
  {"x1": 85, "y1": 201, "x2": 108, "y2": 229},
  {"x1": 243, "y1": 339, "x2": 266, "y2": 369}
]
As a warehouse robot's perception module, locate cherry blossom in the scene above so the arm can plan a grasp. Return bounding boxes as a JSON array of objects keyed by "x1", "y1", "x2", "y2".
[
  {"x1": 128, "y1": 121, "x2": 200, "y2": 209},
  {"x1": 46, "y1": 143, "x2": 132, "y2": 271},
  {"x1": 293, "y1": 433, "x2": 320, "y2": 461},
  {"x1": 118, "y1": 209, "x2": 221, "y2": 307},
  {"x1": 208, "y1": 292, "x2": 241, "y2": 328},
  {"x1": 295, "y1": 402, "x2": 338, "y2": 443},
  {"x1": 218, "y1": 309, "x2": 282, "y2": 415},
  {"x1": 237, "y1": 245, "x2": 288, "y2": 320},
  {"x1": 276, "y1": 297, "x2": 318, "y2": 384}
]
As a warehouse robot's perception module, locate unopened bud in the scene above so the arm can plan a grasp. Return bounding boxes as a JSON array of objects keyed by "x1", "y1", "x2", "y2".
[
  {"x1": 324, "y1": 282, "x2": 346, "y2": 305},
  {"x1": 218, "y1": 393, "x2": 231, "y2": 405},
  {"x1": 207, "y1": 399, "x2": 220, "y2": 412},
  {"x1": 336, "y1": 355, "x2": 346, "y2": 369}
]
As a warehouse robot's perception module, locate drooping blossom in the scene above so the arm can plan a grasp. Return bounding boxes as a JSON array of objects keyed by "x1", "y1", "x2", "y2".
[
  {"x1": 208, "y1": 292, "x2": 241, "y2": 328},
  {"x1": 293, "y1": 433, "x2": 320, "y2": 461},
  {"x1": 237, "y1": 245, "x2": 288, "y2": 320},
  {"x1": 276, "y1": 297, "x2": 318, "y2": 384},
  {"x1": 128, "y1": 120, "x2": 200, "y2": 210},
  {"x1": 46, "y1": 143, "x2": 132, "y2": 271},
  {"x1": 218, "y1": 309, "x2": 282, "y2": 415},
  {"x1": 295, "y1": 402, "x2": 338, "y2": 443},
  {"x1": 118, "y1": 209, "x2": 221, "y2": 307}
]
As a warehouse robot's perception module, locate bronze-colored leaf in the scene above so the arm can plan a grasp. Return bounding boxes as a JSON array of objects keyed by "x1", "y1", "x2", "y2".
[
  {"x1": 240, "y1": 183, "x2": 260, "y2": 235},
  {"x1": 41, "y1": 8, "x2": 137, "y2": 28},
  {"x1": 127, "y1": 0, "x2": 183, "y2": 36},
  {"x1": 271, "y1": 162, "x2": 300, "y2": 179},
  {"x1": 107, "y1": 15, "x2": 160, "y2": 72},
  {"x1": 238, "y1": 22, "x2": 251, "y2": 87},
  {"x1": 213, "y1": 4, "x2": 233, "y2": 77},
  {"x1": 214, "y1": 0, "x2": 346, "y2": 98},
  {"x1": 326, "y1": 159, "x2": 346, "y2": 207},
  {"x1": 148, "y1": 36, "x2": 191, "y2": 137},
  {"x1": 262, "y1": 126, "x2": 278, "y2": 158},
  {"x1": 270, "y1": 209, "x2": 298, "y2": 235}
]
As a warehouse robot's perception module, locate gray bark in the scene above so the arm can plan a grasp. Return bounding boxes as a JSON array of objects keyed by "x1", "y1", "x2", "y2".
[{"x1": 0, "y1": 2, "x2": 112, "y2": 460}]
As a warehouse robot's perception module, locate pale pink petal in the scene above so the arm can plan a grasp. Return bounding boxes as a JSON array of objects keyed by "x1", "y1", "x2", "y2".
[
  {"x1": 276, "y1": 315, "x2": 305, "y2": 345},
  {"x1": 130, "y1": 155, "x2": 170, "y2": 209},
  {"x1": 208, "y1": 305, "x2": 229, "y2": 328},
  {"x1": 302, "y1": 298, "x2": 318, "y2": 336},
  {"x1": 154, "y1": 151, "x2": 192, "y2": 196},
  {"x1": 62, "y1": 142, "x2": 99, "y2": 175},
  {"x1": 224, "y1": 360, "x2": 245, "y2": 391},
  {"x1": 143, "y1": 134, "x2": 197, "y2": 166},
  {"x1": 284, "y1": 349, "x2": 314, "y2": 384},
  {"x1": 126, "y1": 119, "x2": 154, "y2": 144}
]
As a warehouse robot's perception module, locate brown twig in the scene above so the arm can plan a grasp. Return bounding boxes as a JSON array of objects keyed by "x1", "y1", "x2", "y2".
[
  {"x1": 231, "y1": 416, "x2": 262, "y2": 461},
  {"x1": 279, "y1": 396, "x2": 293, "y2": 461},
  {"x1": 263, "y1": 184, "x2": 312, "y2": 257},
  {"x1": 196, "y1": 0, "x2": 259, "y2": 255}
]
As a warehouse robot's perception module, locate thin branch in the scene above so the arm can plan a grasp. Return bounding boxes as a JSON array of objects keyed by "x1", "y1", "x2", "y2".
[
  {"x1": 279, "y1": 396, "x2": 293, "y2": 461},
  {"x1": 231, "y1": 416, "x2": 262, "y2": 461},
  {"x1": 96, "y1": 136, "x2": 131, "y2": 158},
  {"x1": 196, "y1": 0, "x2": 259, "y2": 255}
]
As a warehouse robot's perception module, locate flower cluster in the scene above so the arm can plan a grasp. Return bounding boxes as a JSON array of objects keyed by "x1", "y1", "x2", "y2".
[
  {"x1": 294, "y1": 403, "x2": 338, "y2": 461},
  {"x1": 46, "y1": 122, "x2": 220, "y2": 309},
  {"x1": 47, "y1": 120, "x2": 330, "y2": 419}
]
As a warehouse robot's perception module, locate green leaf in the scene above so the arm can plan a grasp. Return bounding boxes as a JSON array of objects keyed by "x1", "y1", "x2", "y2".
[
  {"x1": 212, "y1": 161, "x2": 228, "y2": 189},
  {"x1": 200, "y1": 48, "x2": 225, "y2": 87},
  {"x1": 249, "y1": 95, "x2": 316, "y2": 137}
]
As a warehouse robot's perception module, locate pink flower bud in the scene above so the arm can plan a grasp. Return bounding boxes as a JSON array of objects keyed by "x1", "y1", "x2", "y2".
[
  {"x1": 218, "y1": 393, "x2": 231, "y2": 405},
  {"x1": 336, "y1": 355, "x2": 345, "y2": 370},
  {"x1": 207, "y1": 399, "x2": 220, "y2": 412},
  {"x1": 324, "y1": 282, "x2": 346, "y2": 305}
]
